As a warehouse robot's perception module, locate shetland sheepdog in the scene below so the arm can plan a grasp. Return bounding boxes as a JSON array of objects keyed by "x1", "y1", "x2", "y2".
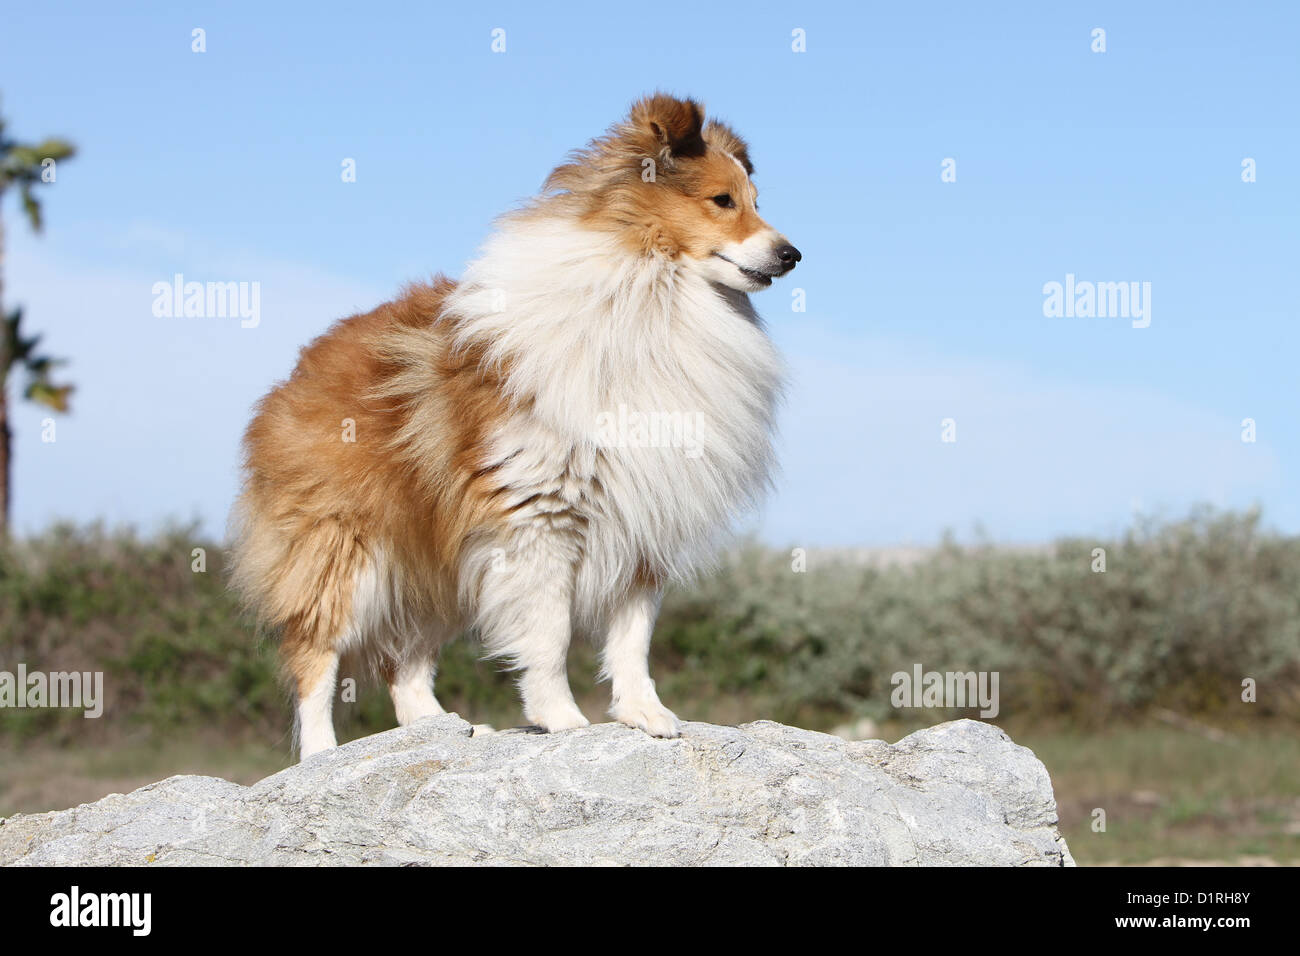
[{"x1": 231, "y1": 94, "x2": 801, "y2": 758}]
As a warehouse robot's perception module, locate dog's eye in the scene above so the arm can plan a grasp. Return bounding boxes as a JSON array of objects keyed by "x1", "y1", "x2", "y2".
[{"x1": 712, "y1": 194, "x2": 735, "y2": 208}]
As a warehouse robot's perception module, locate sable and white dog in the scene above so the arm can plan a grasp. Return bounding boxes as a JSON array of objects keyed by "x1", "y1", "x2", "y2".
[{"x1": 231, "y1": 94, "x2": 800, "y2": 759}]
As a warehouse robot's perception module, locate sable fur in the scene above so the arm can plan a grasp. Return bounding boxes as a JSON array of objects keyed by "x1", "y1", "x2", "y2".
[{"x1": 230, "y1": 93, "x2": 800, "y2": 757}]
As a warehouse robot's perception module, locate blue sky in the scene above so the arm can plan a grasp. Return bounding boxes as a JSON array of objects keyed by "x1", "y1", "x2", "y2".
[{"x1": 1, "y1": 1, "x2": 1296, "y2": 547}]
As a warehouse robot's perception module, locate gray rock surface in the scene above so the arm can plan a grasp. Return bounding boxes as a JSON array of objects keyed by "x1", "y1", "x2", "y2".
[{"x1": 0, "y1": 716, "x2": 1074, "y2": 866}]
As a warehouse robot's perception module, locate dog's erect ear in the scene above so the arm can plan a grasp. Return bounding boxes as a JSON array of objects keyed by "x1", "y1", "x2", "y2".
[{"x1": 629, "y1": 94, "x2": 706, "y2": 159}]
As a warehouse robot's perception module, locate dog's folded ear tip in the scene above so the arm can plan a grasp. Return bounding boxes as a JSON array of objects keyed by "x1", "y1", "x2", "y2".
[{"x1": 632, "y1": 94, "x2": 706, "y2": 156}]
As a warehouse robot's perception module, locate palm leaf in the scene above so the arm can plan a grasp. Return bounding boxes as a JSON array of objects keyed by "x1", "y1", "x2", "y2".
[
  {"x1": 0, "y1": 119, "x2": 77, "y2": 418},
  {"x1": 24, "y1": 381, "x2": 74, "y2": 413}
]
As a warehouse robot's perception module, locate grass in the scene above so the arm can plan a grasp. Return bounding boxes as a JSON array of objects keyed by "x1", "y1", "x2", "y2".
[
  {"x1": 0, "y1": 734, "x2": 288, "y2": 818},
  {"x1": 1018, "y1": 719, "x2": 1300, "y2": 864}
]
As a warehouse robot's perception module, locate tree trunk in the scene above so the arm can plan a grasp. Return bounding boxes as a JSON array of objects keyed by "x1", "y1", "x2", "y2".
[
  {"x1": 0, "y1": 206, "x2": 9, "y2": 538},
  {"x1": 0, "y1": 380, "x2": 9, "y2": 539}
]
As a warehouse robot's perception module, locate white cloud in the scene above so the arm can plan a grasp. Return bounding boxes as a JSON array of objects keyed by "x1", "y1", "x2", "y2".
[{"x1": 761, "y1": 322, "x2": 1281, "y2": 545}]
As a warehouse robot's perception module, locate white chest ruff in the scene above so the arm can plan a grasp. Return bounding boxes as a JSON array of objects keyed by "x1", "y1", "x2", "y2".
[{"x1": 446, "y1": 218, "x2": 784, "y2": 616}]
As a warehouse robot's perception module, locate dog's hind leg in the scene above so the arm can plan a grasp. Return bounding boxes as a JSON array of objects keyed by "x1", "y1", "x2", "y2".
[
  {"x1": 287, "y1": 637, "x2": 341, "y2": 759},
  {"x1": 277, "y1": 522, "x2": 372, "y2": 760}
]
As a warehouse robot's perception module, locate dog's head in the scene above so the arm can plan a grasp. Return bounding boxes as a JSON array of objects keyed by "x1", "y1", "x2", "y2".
[{"x1": 543, "y1": 93, "x2": 801, "y2": 292}]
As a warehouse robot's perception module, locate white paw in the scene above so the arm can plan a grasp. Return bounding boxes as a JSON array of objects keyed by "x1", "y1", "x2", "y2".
[
  {"x1": 298, "y1": 739, "x2": 337, "y2": 761},
  {"x1": 612, "y1": 699, "x2": 681, "y2": 738},
  {"x1": 394, "y1": 701, "x2": 446, "y2": 726},
  {"x1": 527, "y1": 703, "x2": 591, "y2": 733}
]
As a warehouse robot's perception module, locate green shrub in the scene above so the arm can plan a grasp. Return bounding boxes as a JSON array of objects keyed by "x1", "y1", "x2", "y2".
[
  {"x1": 0, "y1": 507, "x2": 1295, "y2": 746},
  {"x1": 653, "y1": 507, "x2": 1300, "y2": 727}
]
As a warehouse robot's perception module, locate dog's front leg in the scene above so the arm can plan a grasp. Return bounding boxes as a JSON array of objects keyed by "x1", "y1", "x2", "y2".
[
  {"x1": 474, "y1": 525, "x2": 589, "y2": 732},
  {"x1": 602, "y1": 588, "x2": 680, "y2": 738}
]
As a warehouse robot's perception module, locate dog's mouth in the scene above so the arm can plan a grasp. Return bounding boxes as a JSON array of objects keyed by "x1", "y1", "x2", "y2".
[{"x1": 712, "y1": 253, "x2": 777, "y2": 287}]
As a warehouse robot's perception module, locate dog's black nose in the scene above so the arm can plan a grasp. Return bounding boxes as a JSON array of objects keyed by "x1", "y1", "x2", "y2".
[{"x1": 775, "y1": 244, "x2": 802, "y2": 267}]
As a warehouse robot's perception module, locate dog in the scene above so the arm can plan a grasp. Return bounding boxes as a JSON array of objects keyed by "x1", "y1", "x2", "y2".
[{"x1": 230, "y1": 94, "x2": 800, "y2": 759}]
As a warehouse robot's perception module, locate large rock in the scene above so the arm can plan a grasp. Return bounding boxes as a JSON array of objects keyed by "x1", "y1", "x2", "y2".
[{"x1": 0, "y1": 716, "x2": 1074, "y2": 866}]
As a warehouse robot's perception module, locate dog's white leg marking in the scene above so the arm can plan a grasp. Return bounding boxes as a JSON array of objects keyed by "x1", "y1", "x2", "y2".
[
  {"x1": 475, "y1": 527, "x2": 589, "y2": 733},
  {"x1": 389, "y1": 655, "x2": 446, "y2": 725},
  {"x1": 297, "y1": 653, "x2": 340, "y2": 759},
  {"x1": 602, "y1": 589, "x2": 679, "y2": 738},
  {"x1": 513, "y1": 568, "x2": 589, "y2": 731},
  {"x1": 518, "y1": 643, "x2": 588, "y2": 733}
]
